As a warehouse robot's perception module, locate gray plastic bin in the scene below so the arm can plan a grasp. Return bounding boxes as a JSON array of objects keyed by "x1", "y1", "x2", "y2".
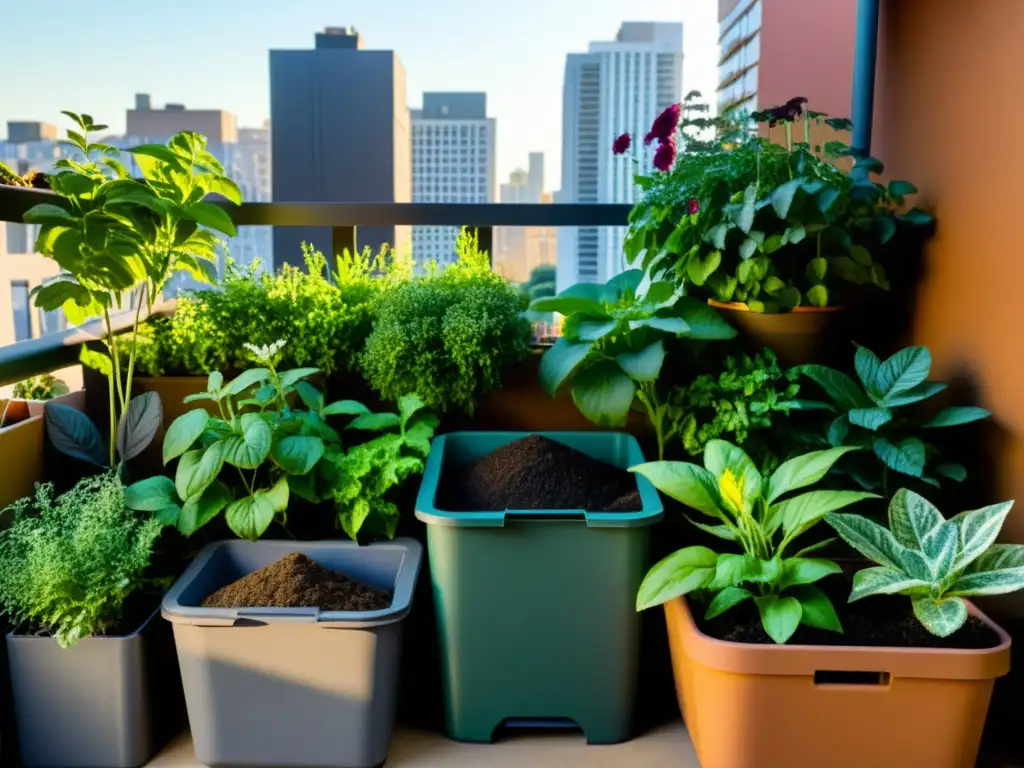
[{"x1": 162, "y1": 538, "x2": 423, "y2": 768}]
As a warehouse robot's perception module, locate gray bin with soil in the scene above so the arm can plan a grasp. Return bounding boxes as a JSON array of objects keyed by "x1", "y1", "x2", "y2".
[{"x1": 161, "y1": 538, "x2": 422, "y2": 768}]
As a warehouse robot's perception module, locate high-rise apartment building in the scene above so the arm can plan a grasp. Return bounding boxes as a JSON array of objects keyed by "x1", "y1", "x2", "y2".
[
  {"x1": 411, "y1": 92, "x2": 495, "y2": 271},
  {"x1": 717, "y1": 0, "x2": 855, "y2": 119},
  {"x1": 270, "y1": 27, "x2": 411, "y2": 267},
  {"x1": 127, "y1": 93, "x2": 238, "y2": 143},
  {"x1": 558, "y1": 22, "x2": 683, "y2": 293},
  {"x1": 494, "y1": 153, "x2": 556, "y2": 283}
]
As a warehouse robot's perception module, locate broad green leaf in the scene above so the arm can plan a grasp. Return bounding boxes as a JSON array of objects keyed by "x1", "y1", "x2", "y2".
[
  {"x1": 685, "y1": 516, "x2": 738, "y2": 541},
  {"x1": 704, "y1": 440, "x2": 761, "y2": 511},
  {"x1": 222, "y1": 413, "x2": 273, "y2": 469},
  {"x1": 771, "y1": 178, "x2": 803, "y2": 219},
  {"x1": 539, "y1": 338, "x2": 594, "y2": 396},
  {"x1": 294, "y1": 381, "x2": 324, "y2": 412},
  {"x1": 31, "y1": 279, "x2": 90, "y2": 311},
  {"x1": 348, "y1": 412, "x2": 402, "y2": 432},
  {"x1": 755, "y1": 594, "x2": 802, "y2": 644},
  {"x1": 874, "y1": 347, "x2": 932, "y2": 404},
  {"x1": 175, "y1": 443, "x2": 226, "y2": 501},
  {"x1": 562, "y1": 313, "x2": 617, "y2": 342},
  {"x1": 178, "y1": 481, "x2": 231, "y2": 536},
  {"x1": 706, "y1": 223, "x2": 729, "y2": 249},
  {"x1": 705, "y1": 587, "x2": 752, "y2": 619},
  {"x1": 673, "y1": 297, "x2": 738, "y2": 340},
  {"x1": 770, "y1": 491, "x2": 879, "y2": 540},
  {"x1": 571, "y1": 360, "x2": 636, "y2": 427},
  {"x1": 888, "y1": 180, "x2": 918, "y2": 197},
  {"x1": 628, "y1": 316, "x2": 689, "y2": 334},
  {"x1": 767, "y1": 446, "x2": 861, "y2": 503},
  {"x1": 849, "y1": 566, "x2": 931, "y2": 601},
  {"x1": 163, "y1": 409, "x2": 210, "y2": 464},
  {"x1": 849, "y1": 245, "x2": 873, "y2": 267},
  {"x1": 921, "y1": 521, "x2": 958, "y2": 579},
  {"x1": 397, "y1": 393, "x2": 426, "y2": 425},
  {"x1": 797, "y1": 365, "x2": 872, "y2": 409},
  {"x1": 936, "y1": 463, "x2": 968, "y2": 482},
  {"x1": 790, "y1": 585, "x2": 843, "y2": 631},
  {"x1": 950, "y1": 544, "x2": 1024, "y2": 597},
  {"x1": 631, "y1": 462, "x2": 724, "y2": 520},
  {"x1": 271, "y1": 435, "x2": 324, "y2": 475},
  {"x1": 154, "y1": 504, "x2": 182, "y2": 527},
  {"x1": 117, "y1": 392, "x2": 163, "y2": 462},
  {"x1": 923, "y1": 407, "x2": 991, "y2": 428},
  {"x1": 207, "y1": 371, "x2": 224, "y2": 393},
  {"x1": 616, "y1": 340, "x2": 665, "y2": 382},
  {"x1": 806, "y1": 256, "x2": 827, "y2": 282},
  {"x1": 739, "y1": 238, "x2": 758, "y2": 260},
  {"x1": 825, "y1": 513, "x2": 908, "y2": 571},
  {"x1": 950, "y1": 501, "x2": 1015, "y2": 570},
  {"x1": 912, "y1": 596, "x2": 967, "y2": 637},
  {"x1": 873, "y1": 437, "x2": 926, "y2": 478},
  {"x1": 225, "y1": 493, "x2": 276, "y2": 541},
  {"x1": 734, "y1": 184, "x2": 757, "y2": 232},
  {"x1": 713, "y1": 554, "x2": 782, "y2": 589},
  {"x1": 603, "y1": 269, "x2": 644, "y2": 301},
  {"x1": 322, "y1": 400, "x2": 371, "y2": 417},
  {"x1": 779, "y1": 558, "x2": 842, "y2": 590},
  {"x1": 642, "y1": 280, "x2": 677, "y2": 306},
  {"x1": 222, "y1": 368, "x2": 271, "y2": 398},
  {"x1": 23, "y1": 203, "x2": 75, "y2": 226},
  {"x1": 884, "y1": 381, "x2": 947, "y2": 407},
  {"x1": 807, "y1": 284, "x2": 829, "y2": 308},
  {"x1": 209, "y1": 176, "x2": 243, "y2": 205},
  {"x1": 849, "y1": 407, "x2": 893, "y2": 431},
  {"x1": 685, "y1": 250, "x2": 721, "y2": 286},
  {"x1": 185, "y1": 201, "x2": 236, "y2": 236},
  {"x1": 636, "y1": 546, "x2": 718, "y2": 610},
  {"x1": 854, "y1": 346, "x2": 883, "y2": 397},
  {"x1": 530, "y1": 295, "x2": 605, "y2": 316},
  {"x1": 793, "y1": 538, "x2": 837, "y2": 558},
  {"x1": 125, "y1": 476, "x2": 178, "y2": 512},
  {"x1": 44, "y1": 403, "x2": 106, "y2": 467},
  {"x1": 276, "y1": 368, "x2": 320, "y2": 391},
  {"x1": 888, "y1": 488, "x2": 944, "y2": 550},
  {"x1": 828, "y1": 415, "x2": 849, "y2": 446},
  {"x1": 783, "y1": 225, "x2": 806, "y2": 244}
]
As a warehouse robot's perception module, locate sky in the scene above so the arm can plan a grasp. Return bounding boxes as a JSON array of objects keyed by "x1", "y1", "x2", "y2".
[{"x1": 0, "y1": 0, "x2": 718, "y2": 190}]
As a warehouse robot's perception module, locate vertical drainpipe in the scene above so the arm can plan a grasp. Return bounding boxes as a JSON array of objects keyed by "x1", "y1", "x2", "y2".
[{"x1": 850, "y1": 0, "x2": 881, "y2": 167}]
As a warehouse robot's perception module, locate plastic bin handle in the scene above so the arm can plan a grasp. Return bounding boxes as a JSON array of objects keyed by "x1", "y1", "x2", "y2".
[
  {"x1": 236, "y1": 607, "x2": 319, "y2": 623},
  {"x1": 502, "y1": 508, "x2": 587, "y2": 523}
]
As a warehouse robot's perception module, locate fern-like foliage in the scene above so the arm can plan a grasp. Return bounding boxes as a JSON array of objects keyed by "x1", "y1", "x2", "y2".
[
  {"x1": 826, "y1": 489, "x2": 1024, "y2": 637},
  {"x1": 0, "y1": 473, "x2": 162, "y2": 648}
]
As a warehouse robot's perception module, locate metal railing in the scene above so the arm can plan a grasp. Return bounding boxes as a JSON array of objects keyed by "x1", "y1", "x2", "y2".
[{"x1": 0, "y1": 185, "x2": 632, "y2": 385}]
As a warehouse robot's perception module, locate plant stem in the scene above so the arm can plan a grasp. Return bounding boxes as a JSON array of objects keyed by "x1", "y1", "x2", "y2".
[
  {"x1": 123, "y1": 285, "x2": 146, "y2": 409},
  {"x1": 107, "y1": 371, "x2": 116, "y2": 466},
  {"x1": 104, "y1": 308, "x2": 126, "y2": 414}
]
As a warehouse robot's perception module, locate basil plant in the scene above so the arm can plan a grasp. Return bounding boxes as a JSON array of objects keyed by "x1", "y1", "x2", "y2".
[
  {"x1": 531, "y1": 269, "x2": 737, "y2": 460},
  {"x1": 794, "y1": 345, "x2": 990, "y2": 492},
  {"x1": 632, "y1": 440, "x2": 878, "y2": 643},
  {"x1": 827, "y1": 489, "x2": 1024, "y2": 637}
]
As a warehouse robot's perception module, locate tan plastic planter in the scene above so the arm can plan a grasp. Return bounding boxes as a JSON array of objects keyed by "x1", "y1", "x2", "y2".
[
  {"x1": 708, "y1": 300, "x2": 844, "y2": 367},
  {"x1": 665, "y1": 596, "x2": 1010, "y2": 768},
  {"x1": 0, "y1": 400, "x2": 44, "y2": 512}
]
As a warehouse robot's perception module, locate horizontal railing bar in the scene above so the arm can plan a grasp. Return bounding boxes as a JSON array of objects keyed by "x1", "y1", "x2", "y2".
[
  {"x1": 0, "y1": 301, "x2": 175, "y2": 388},
  {"x1": 0, "y1": 186, "x2": 632, "y2": 227}
]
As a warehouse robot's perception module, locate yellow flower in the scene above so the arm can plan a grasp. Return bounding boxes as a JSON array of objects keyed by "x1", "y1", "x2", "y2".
[{"x1": 718, "y1": 469, "x2": 745, "y2": 513}]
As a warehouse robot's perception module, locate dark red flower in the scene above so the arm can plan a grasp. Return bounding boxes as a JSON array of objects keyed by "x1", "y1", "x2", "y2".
[
  {"x1": 646, "y1": 103, "x2": 681, "y2": 145},
  {"x1": 687, "y1": 198, "x2": 700, "y2": 214},
  {"x1": 653, "y1": 136, "x2": 677, "y2": 172},
  {"x1": 612, "y1": 133, "x2": 632, "y2": 155}
]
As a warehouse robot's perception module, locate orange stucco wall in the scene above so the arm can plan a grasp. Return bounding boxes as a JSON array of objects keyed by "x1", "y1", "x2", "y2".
[{"x1": 873, "y1": 1, "x2": 1024, "y2": 576}]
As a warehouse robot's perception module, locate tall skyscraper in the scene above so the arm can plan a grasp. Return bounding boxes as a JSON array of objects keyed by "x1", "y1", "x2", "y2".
[
  {"x1": 270, "y1": 27, "x2": 411, "y2": 268},
  {"x1": 558, "y1": 22, "x2": 683, "y2": 293},
  {"x1": 411, "y1": 92, "x2": 495, "y2": 270},
  {"x1": 494, "y1": 153, "x2": 556, "y2": 283}
]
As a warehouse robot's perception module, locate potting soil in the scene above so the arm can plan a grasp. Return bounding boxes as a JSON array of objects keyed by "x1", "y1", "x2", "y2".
[
  {"x1": 201, "y1": 553, "x2": 392, "y2": 611},
  {"x1": 438, "y1": 434, "x2": 642, "y2": 512}
]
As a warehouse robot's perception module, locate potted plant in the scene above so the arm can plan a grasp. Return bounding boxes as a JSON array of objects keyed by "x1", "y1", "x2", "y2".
[
  {"x1": 415, "y1": 431, "x2": 663, "y2": 744},
  {"x1": 11, "y1": 374, "x2": 85, "y2": 417},
  {"x1": 620, "y1": 93, "x2": 933, "y2": 364},
  {"x1": 0, "y1": 472, "x2": 177, "y2": 767}
]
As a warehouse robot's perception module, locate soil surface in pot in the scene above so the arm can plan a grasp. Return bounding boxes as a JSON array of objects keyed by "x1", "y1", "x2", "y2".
[
  {"x1": 201, "y1": 553, "x2": 392, "y2": 611},
  {"x1": 438, "y1": 434, "x2": 641, "y2": 512},
  {"x1": 694, "y1": 584, "x2": 1001, "y2": 649}
]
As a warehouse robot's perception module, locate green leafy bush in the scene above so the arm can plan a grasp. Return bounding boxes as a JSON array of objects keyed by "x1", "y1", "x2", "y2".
[
  {"x1": 12, "y1": 375, "x2": 70, "y2": 401},
  {"x1": 632, "y1": 440, "x2": 878, "y2": 643},
  {"x1": 669, "y1": 349, "x2": 799, "y2": 456},
  {"x1": 0, "y1": 473, "x2": 162, "y2": 648},
  {"x1": 362, "y1": 245, "x2": 531, "y2": 415},
  {"x1": 827, "y1": 489, "x2": 1024, "y2": 636}
]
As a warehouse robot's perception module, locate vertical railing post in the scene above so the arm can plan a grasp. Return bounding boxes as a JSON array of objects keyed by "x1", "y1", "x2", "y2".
[
  {"x1": 851, "y1": 0, "x2": 881, "y2": 166},
  {"x1": 332, "y1": 226, "x2": 357, "y2": 263}
]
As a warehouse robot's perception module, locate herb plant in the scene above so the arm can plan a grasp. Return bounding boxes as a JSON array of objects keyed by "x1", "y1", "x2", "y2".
[
  {"x1": 23, "y1": 112, "x2": 240, "y2": 466},
  {"x1": 12, "y1": 375, "x2": 70, "y2": 401},
  {"x1": 532, "y1": 269, "x2": 736, "y2": 459},
  {"x1": 0, "y1": 473, "x2": 162, "y2": 648},
  {"x1": 623, "y1": 94, "x2": 933, "y2": 312},
  {"x1": 632, "y1": 440, "x2": 878, "y2": 643},
  {"x1": 826, "y1": 489, "x2": 1024, "y2": 637},
  {"x1": 794, "y1": 345, "x2": 990, "y2": 492}
]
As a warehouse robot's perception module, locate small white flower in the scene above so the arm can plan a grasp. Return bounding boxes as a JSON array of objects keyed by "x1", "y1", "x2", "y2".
[{"x1": 244, "y1": 339, "x2": 288, "y2": 362}]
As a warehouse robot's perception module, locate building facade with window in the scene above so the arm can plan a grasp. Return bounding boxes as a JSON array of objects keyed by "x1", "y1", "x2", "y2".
[
  {"x1": 494, "y1": 154, "x2": 556, "y2": 283},
  {"x1": 558, "y1": 22, "x2": 683, "y2": 293},
  {"x1": 411, "y1": 92, "x2": 495, "y2": 271}
]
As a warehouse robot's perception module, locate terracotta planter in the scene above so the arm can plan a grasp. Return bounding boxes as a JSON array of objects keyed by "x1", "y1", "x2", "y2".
[
  {"x1": 708, "y1": 300, "x2": 844, "y2": 366},
  {"x1": 0, "y1": 400, "x2": 44, "y2": 511},
  {"x1": 665, "y1": 596, "x2": 1010, "y2": 768},
  {"x1": 24, "y1": 389, "x2": 87, "y2": 418}
]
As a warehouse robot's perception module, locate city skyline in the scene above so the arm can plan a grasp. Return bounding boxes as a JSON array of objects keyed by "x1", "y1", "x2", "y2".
[{"x1": 0, "y1": 0, "x2": 717, "y2": 189}]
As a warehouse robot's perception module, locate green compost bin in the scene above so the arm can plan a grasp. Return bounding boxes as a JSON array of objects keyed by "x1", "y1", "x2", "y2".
[{"x1": 415, "y1": 431, "x2": 664, "y2": 744}]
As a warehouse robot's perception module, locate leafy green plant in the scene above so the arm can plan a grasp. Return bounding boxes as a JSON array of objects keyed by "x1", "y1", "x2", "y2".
[
  {"x1": 0, "y1": 473, "x2": 162, "y2": 648},
  {"x1": 362, "y1": 250, "x2": 531, "y2": 415},
  {"x1": 0, "y1": 160, "x2": 28, "y2": 187},
  {"x1": 531, "y1": 269, "x2": 736, "y2": 459},
  {"x1": 668, "y1": 348, "x2": 799, "y2": 456},
  {"x1": 826, "y1": 489, "x2": 1024, "y2": 637},
  {"x1": 632, "y1": 440, "x2": 878, "y2": 643},
  {"x1": 23, "y1": 112, "x2": 240, "y2": 466},
  {"x1": 12, "y1": 375, "x2": 70, "y2": 401},
  {"x1": 793, "y1": 345, "x2": 990, "y2": 492},
  {"x1": 125, "y1": 340, "x2": 435, "y2": 540},
  {"x1": 624, "y1": 94, "x2": 933, "y2": 312}
]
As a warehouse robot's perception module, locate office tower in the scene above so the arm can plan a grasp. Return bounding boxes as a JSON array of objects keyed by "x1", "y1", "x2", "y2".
[
  {"x1": 558, "y1": 22, "x2": 683, "y2": 293},
  {"x1": 127, "y1": 93, "x2": 237, "y2": 143},
  {"x1": 411, "y1": 93, "x2": 495, "y2": 271},
  {"x1": 270, "y1": 27, "x2": 411, "y2": 268},
  {"x1": 717, "y1": 0, "x2": 855, "y2": 119},
  {"x1": 494, "y1": 153, "x2": 556, "y2": 283},
  {"x1": 5, "y1": 122, "x2": 57, "y2": 144}
]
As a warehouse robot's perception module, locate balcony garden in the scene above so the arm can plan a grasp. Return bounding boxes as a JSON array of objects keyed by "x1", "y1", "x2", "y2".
[{"x1": 0, "y1": 97, "x2": 1018, "y2": 768}]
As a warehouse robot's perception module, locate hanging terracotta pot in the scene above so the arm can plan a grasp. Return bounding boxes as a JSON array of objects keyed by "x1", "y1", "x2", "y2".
[{"x1": 708, "y1": 300, "x2": 844, "y2": 366}]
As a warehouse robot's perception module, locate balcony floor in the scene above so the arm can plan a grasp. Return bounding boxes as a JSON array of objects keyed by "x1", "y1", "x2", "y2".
[{"x1": 147, "y1": 723, "x2": 699, "y2": 766}]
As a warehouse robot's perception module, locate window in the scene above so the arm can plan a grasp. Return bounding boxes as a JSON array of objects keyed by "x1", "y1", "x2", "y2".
[
  {"x1": 11, "y1": 281, "x2": 31, "y2": 342},
  {"x1": 39, "y1": 306, "x2": 66, "y2": 336}
]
